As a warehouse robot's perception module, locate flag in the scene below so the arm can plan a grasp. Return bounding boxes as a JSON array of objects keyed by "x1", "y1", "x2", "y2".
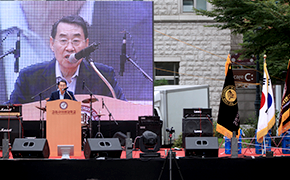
[
  {"x1": 257, "y1": 57, "x2": 275, "y2": 143},
  {"x1": 278, "y1": 60, "x2": 290, "y2": 135},
  {"x1": 216, "y1": 54, "x2": 240, "y2": 138}
]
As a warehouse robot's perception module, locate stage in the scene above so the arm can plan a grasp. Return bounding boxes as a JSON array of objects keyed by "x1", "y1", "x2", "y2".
[
  {"x1": 1, "y1": 148, "x2": 290, "y2": 180},
  {"x1": 1, "y1": 109, "x2": 290, "y2": 179}
]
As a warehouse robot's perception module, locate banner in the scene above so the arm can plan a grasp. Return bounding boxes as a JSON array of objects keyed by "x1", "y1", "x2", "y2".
[
  {"x1": 216, "y1": 54, "x2": 240, "y2": 138},
  {"x1": 278, "y1": 60, "x2": 290, "y2": 135},
  {"x1": 257, "y1": 57, "x2": 275, "y2": 143}
]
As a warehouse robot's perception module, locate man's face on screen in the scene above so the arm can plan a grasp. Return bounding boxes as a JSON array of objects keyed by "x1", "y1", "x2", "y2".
[
  {"x1": 58, "y1": 81, "x2": 67, "y2": 93},
  {"x1": 50, "y1": 22, "x2": 89, "y2": 70}
]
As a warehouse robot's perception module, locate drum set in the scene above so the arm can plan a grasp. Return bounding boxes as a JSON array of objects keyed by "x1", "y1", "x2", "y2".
[{"x1": 81, "y1": 97, "x2": 105, "y2": 147}]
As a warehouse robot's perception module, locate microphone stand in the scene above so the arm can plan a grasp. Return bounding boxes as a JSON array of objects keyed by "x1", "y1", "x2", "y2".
[
  {"x1": 100, "y1": 98, "x2": 118, "y2": 138},
  {"x1": 1, "y1": 30, "x2": 20, "y2": 73},
  {"x1": 86, "y1": 57, "x2": 117, "y2": 99},
  {"x1": 31, "y1": 82, "x2": 57, "y2": 138},
  {"x1": 64, "y1": 89, "x2": 73, "y2": 100},
  {"x1": 82, "y1": 82, "x2": 99, "y2": 138},
  {"x1": 125, "y1": 55, "x2": 153, "y2": 82},
  {"x1": 0, "y1": 48, "x2": 15, "y2": 60}
]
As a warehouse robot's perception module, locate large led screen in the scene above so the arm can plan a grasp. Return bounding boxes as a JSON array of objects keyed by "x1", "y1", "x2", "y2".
[{"x1": 0, "y1": 1, "x2": 153, "y2": 121}]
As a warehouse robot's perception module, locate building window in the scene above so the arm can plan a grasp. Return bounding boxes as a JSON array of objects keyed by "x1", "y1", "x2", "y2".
[
  {"x1": 154, "y1": 62, "x2": 179, "y2": 85},
  {"x1": 183, "y1": 0, "x2": 207, "y2": 12}
]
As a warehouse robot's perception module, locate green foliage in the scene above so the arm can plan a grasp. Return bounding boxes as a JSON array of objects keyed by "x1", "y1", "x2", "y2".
[
  {"x1": 154, "y1": 79, "x2": 169, "y2": 86},
  {"x1": 172, "y1": 133, "x2": 183, "y2": 148},
  {"x1": 195, "y1": 0, "x2": 290, "y2": 80}
]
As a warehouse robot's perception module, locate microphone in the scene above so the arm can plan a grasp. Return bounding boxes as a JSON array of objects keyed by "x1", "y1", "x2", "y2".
[
  {"x1": 69, "y1": 42, "x2": 100, "y2": 63},
  {"x1": 82, "y1": 80, "x2": 85, "y2": 90},
  {"x1": 119, "y1": 33, "x2": 126, "y2": 76},
  {"x1": 14, "y1": 31, "x2": 20, "y2": 73},
  {"x1": 62, "y1": 87, "x2": 68, "y2": 91}
]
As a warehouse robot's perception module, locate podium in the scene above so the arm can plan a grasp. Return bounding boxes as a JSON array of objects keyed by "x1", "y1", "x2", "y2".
[{"x1": 46, "y1": 99, "x2": 81, "y2": 157}]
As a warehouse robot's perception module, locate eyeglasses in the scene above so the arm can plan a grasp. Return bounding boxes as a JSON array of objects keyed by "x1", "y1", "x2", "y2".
[{"x1": 54, "y1": 38, "x2": 86, "y2": 47}]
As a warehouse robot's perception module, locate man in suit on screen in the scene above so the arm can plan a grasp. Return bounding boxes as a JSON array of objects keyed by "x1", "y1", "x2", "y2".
[
  {"x1": 8, "y1": 15, "x2": 126, "y2": 104},
  {"x1": 48, "y1": 79, "x2": 76, "y2": 101}
]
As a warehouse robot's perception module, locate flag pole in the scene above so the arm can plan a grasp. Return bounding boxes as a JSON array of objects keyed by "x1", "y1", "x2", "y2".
[
  {"x1": 262, "y1": 136, "x2": 266, "y2": 155},
  {"x1": 231, "y1": 131, "x2": 238, "y2": 158},
  {"x1": 262, "y1": 55, "x2": 267, "y2": 156}
]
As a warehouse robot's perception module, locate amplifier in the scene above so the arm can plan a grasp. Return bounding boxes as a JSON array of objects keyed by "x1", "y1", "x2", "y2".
[
  {"x1": 183, "y1": 108, "x2": 212, "y2": 118},
  {"x1": 0, "y1": 117, "x2": 23, "y2": 147},
  {"x1": 138, "y1": 116, "x2": 160, "y2": 124},
  {"x1": 0, "y1": 104, "x2": 22, "y2": 117}
]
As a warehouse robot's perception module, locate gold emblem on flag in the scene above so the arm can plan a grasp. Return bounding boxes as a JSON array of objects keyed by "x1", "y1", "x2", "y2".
[{"x1": 222, "y1": 85, "x2": 237, "y2": 106}]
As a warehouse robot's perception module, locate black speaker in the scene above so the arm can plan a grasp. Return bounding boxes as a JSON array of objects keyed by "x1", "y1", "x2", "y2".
[
  {"x1": 136, "y1": 119, "x2": 162, "y2": 148},
  {"x1": 84, "y1": 138, "x2": 122, "y2": 159},
  {"x1": 185, "y1": 137, "x2": 218, "y2": 157},
  {"x1": 11, "y1": 138, "x2": 50, "y2": 158},
  {"x1": 0, "y1": 117, "x2": 23, "y2": 147},
  {"x1": 182, "y1": 117, "x2": 213, "y2": 147}
]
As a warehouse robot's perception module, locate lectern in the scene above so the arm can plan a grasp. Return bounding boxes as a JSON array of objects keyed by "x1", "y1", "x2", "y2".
[{"x1": 46, "y1": 99, "x2": 81, "y2": 157}]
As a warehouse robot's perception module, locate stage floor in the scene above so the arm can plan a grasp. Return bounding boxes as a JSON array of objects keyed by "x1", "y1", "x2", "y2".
[{"x1": 1, "y1": 147, "x2": 290, "y2": 159}]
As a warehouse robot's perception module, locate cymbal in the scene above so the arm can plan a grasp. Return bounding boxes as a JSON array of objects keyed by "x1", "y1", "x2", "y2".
[
  {"x1": 35, "y1": 106, "x2": 46, "y2": 112},
  {"x1": 82, "y1": 98, "x2": 98, "y2": 103}
]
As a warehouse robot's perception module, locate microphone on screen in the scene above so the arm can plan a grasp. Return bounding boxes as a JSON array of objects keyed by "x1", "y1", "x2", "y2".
[{"x1": 69, "y1": 42, "x2": 100, "y2": 63}]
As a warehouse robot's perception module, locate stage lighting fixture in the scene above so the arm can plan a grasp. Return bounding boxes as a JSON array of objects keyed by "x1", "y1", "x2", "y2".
[
  {"x1": 113, "y1": 132, "x2": 127, "y2": 146},
  {"x1": 139, "y1": 131, "x2": 160, "y2": 158}
]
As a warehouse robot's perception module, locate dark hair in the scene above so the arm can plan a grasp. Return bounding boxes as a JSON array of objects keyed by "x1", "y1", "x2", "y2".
[
  {"x1": 58, "y1": 79, "x2": 67, "y2": 85},
  {"x1": 51, "y1": 15, "x2": 89, "y2": 39}
]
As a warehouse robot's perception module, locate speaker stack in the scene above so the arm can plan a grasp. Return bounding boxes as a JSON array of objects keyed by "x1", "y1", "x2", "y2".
[
  {"x1": 0, "y1": 117, "x2": 23, "y2": 147},
  {"x1": 136, "y1": 116, "x2": 162, "y2": 148},
  {"x1": 0, "y1": 105, "x2": 23, "y2": 147},
  {"x1": 182, "y1": 108, "x2": 218, "y2": 157}
]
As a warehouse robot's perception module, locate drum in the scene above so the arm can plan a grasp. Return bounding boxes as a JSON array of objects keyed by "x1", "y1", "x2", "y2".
[{"x1": 81, "y1": 112, "x2": 89, "y2": 127}]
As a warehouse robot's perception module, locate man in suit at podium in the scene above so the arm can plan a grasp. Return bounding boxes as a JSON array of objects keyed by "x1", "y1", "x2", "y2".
[{"x1": 48, "y1": 79, "x2": 76, "y2": 101}]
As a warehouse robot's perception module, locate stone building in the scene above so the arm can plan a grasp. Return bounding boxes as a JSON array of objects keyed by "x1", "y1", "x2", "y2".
[{"x1": 153, "y1": 0, "x2": 255, "y2": 122}]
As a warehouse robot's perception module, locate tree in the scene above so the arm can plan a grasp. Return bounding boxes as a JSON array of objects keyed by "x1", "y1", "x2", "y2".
[{"x1": 195, "y1": 0, "x2": 290, "y2": 81}]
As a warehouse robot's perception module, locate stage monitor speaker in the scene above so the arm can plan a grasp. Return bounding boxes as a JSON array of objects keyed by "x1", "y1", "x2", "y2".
[
  {"x1": 84, "y1": 138, "x2": 122, "y2": 159},
  {"x1": 11, "y1": 138, "x2": 50, "y2": 158},
  {"x1": 136, "y1": 118, "x2": 162, "y2": 148},
  {"x1": 182, "y1": 117, "x2": 213, "y2": 147},
  {"x1": 185, "y1": 137, "x2": 218, "y2": 157},
  {"x1": 0, "y1": 117, "x2": 23, "y2": 147}
]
